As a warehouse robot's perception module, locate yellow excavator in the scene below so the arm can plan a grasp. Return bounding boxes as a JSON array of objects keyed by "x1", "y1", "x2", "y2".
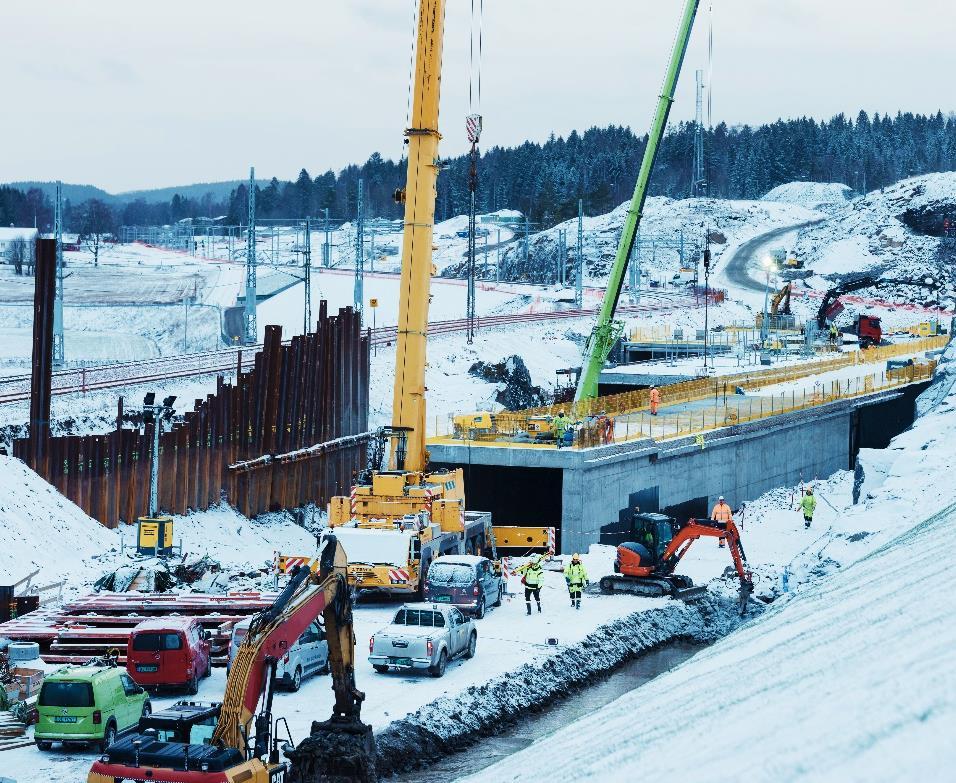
[
  {"x1": 88, "y1": 534, "x2": 375, "y2": 782},
  {"x1": 327, "y1": 0, "x2": 549, "y2": 595},
  {"x1": 755, "y1": 282, "x2": 793, "y2": 329}
]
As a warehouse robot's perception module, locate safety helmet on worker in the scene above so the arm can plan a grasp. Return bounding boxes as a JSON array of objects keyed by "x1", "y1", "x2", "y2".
[
  {"x1": 718, "y1": 495, "x2": 725, "y2": 501},
  {"x1": 571, "y1": 553, "x2": 581, "y2": 562},
  {"x1": 807, "y1": 487, "x2": 813, "y2": 494}
]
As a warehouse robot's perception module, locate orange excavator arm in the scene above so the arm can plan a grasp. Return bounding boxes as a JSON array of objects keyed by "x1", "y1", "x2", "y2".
[{"x1": 660, "y1": 519, "x2": 753, "y2": 589}]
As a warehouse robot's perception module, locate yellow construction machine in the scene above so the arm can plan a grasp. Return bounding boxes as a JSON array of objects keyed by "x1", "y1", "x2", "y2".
[{"x1": 327, "y1": 0, "x2": 549, "y2": 598}]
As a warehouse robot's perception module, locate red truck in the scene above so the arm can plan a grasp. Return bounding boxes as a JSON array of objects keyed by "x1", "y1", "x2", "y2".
[
  {"x1": 127, "y1": 617, "x2": 211, "y2": 694},
  {"x1": 854, "y1": 315, "x2": 882, "y2": 348}
]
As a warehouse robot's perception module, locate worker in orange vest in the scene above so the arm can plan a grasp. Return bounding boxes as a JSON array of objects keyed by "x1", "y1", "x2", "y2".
[
  {"x1": 649, "y1": 385, "x2": 661, "y2": 416},
  {"x1": 711, "y1": 495, "x2": 733, "y2": 548}
]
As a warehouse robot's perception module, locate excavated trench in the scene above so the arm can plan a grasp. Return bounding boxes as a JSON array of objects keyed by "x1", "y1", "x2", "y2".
[
  {"x1": 385, "y1": 641, "x2": 701, "y2": 782},
  {"x1": 370, "y1": 590, "x2": 755, "y2": 780}
]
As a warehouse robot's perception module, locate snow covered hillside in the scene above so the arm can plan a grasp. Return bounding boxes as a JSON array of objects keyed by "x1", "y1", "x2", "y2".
[
  {"x1": 792, "y1": 173, "x2": 956, "y2": 305},
  {"x1": 0, "y1": 455, "x2": 115, "y2": 586},
  {"x1": 761, "y1": 181, "x2": 854, "y2": 213},
  {"x1": 462, "y1": 340, "x2": 956, "y2": 783},
  {"x1": 489, "y1": 196, "x2": 820, "y2": 285}
]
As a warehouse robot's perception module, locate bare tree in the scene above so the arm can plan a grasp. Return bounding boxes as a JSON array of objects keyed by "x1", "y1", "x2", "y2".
[
  {"x1": 81, "y1": 199, "x2": 113, "y2": 267},
  {"x1": 6, "y1": 236, "x2": 27, "y2": 275}
]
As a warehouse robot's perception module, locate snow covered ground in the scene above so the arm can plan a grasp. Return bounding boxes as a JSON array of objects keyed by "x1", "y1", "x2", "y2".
[
  {"x1": 791, "y1": 173, "x2": 956, "y2": 306},
  {"x1": 761, "y1": 181, "x2": 855, "y2": 213},
  {"x1": 461, "y1": 341, "x2": 956, "y2": 783}
]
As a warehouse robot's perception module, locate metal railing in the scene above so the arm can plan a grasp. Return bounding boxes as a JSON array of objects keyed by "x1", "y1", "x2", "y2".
[{"x1": 431, "y1": 335, "x2": 948, "y2": 447}]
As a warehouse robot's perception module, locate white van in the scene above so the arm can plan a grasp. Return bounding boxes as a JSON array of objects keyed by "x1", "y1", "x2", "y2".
[{"x1": 228, "y1": 617, "x2": 329, "y2": 691}]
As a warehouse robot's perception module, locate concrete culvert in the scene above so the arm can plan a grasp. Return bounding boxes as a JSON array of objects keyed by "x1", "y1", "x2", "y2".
[{"x1": 287, "y1": 719, "x2": 377, "y2": 783}]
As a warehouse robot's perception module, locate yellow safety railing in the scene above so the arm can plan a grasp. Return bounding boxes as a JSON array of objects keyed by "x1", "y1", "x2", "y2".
[
  {"x1": 430, "y1": 335, "x2": 948, "y2": 447},
  {"x1": 606, "y1": 360, "x2": 938, "y2": 445}
]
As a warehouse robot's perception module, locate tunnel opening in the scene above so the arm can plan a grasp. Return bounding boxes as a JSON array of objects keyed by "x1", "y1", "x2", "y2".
[{"x1": 433, "y1": 463, "x2": 564, "y2": 552}]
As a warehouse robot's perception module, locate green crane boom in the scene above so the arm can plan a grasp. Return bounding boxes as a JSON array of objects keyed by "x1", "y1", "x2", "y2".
[{"x1": 574, "y1": 0, "x2": 701, "y2": 402}]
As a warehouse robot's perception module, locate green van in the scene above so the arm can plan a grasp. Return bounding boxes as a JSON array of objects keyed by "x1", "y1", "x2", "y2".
[{"x1": 34, "y1": 663, "x2": 151, "y2": 751}]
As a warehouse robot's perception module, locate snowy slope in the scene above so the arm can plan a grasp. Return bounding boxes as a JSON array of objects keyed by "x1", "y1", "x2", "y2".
[
  {"x1": 793, "y1": 173, "x2": 956, "y2": 304},
  {"x1": 0, "y1": 455, "x2": 115, "y2": 585},
  {"x1": 460, "y1": 340, "x2": 956, "y2": 783},
  {"x1": 762, "y1": 181, "x2": 854, "y2": 213},
  {"x1": 491, "y1": 196, "x2": 821, "y2": 285}
]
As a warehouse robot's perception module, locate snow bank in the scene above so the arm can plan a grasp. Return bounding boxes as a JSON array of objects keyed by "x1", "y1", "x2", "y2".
[
  {"x1": 375, "y1": 591, "x2": 750, "y2": 777},
  {"x1": 761, "y1": 181, "x2": 854, "y2": 212},
  {"x1": 0, "y1": 455, "x2": 115, "y2": 585}
]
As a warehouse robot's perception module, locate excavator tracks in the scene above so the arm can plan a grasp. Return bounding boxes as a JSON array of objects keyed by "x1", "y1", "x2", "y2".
[{"x1": 598, "y1": 575, "x2": 707, "y2": 601}]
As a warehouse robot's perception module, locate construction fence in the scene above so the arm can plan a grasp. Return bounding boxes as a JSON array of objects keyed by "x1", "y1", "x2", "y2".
[
  {"x1": 14, "y1": 304, "x2": 370, "y2": 527},
  {"x1": 434, "y1": 335, "x2": 948, "y2": 447}
]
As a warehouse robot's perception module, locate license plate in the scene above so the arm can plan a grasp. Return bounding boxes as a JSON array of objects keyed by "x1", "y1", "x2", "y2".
[
  {"x1": 390, "y1": 657, "x2": 412, "y2": 666},
  {"x1": 54, "y1": 716, "x2": 78, "y2": 723},
  {"x1": 435, "y1": 595, "x2": 451, "y2": 602},
  {"x1": 136, "y1": 664, "x2": 159, "y2": 673}
]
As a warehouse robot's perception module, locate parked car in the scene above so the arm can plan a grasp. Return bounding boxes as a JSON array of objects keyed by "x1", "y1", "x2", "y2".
[
  {"x1": 369, "y1": 603, "x2": 477, "y2": 678},
  {"x1": 34, "y1": 663, "x2": 150, "y2": 751},
  {"x1": 422, "y1": 555, "x2": 504, "y2": 618},
  {"x1": 127, "y1": 617, "x2": 211, "y2": 694},
  {"x1": 229, "y1": 617, "x2": 329, "y2": 691}
]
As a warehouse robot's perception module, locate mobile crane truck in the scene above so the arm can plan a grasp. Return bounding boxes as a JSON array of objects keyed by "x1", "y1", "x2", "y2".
[
  {"x1": 325, "y1": 0, "x2": 549, "y2": 595},
  {"x1": 88, "y1": 534, "x2": 376, "y2": 783}
]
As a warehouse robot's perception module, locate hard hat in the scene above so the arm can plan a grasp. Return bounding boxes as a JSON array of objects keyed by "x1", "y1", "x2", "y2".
[
  {"x1": 572, "y1": 553, "x2": 581, "y2": 561},
  {"x1": 718, "y1": 495, "x2": 725, "y2": 501},
  {"x1": 807, "y1": 487, "x2": 813, "y2": 493}
]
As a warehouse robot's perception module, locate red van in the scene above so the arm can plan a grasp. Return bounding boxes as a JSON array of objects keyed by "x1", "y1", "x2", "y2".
[{"x1": 126, "y1": 618, "x2": 211, "y2": 694}]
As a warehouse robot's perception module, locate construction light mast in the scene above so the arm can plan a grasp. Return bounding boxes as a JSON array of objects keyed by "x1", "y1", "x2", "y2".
[
  {"x1": 574, "y1": 0, "x2": 700, "y2": 402},
  {"x1": 390, "y1": 0, "x2": 445, "y2": 472}
]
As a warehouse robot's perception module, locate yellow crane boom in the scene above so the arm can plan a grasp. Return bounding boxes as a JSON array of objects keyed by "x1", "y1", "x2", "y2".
[{"x1": 391, "y1": 0, "x2": 445, "y2": 473}]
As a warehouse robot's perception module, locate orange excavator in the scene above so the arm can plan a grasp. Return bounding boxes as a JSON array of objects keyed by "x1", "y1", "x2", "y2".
[{"x1": 599, "y1": 512, "x2": 753, "y2": 613}]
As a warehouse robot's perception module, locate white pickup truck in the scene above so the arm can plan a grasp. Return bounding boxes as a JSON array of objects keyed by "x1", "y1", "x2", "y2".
[{"x1": 368, "y1": 603, "x2": 477, "y2": 678}]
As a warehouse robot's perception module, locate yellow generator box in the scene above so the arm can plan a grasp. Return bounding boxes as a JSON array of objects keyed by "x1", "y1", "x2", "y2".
[
  {"x1": 137, "y1": 516, "x2": 174, "y2": 556},
  {"x1": 372, "y1": 472, "x2": 407, "y2": 496},
  {"x1": 328, "y1": 496, "x2": 351, "y2": 525}
]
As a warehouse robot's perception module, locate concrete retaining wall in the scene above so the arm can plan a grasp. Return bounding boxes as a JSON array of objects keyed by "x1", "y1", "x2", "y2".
[{"x1": 431, "y1": 387, "x2": 925, "y2": 554}]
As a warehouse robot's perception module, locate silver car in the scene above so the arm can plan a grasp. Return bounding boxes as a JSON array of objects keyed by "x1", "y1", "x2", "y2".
[
  {"x1": 229, "y1": 617, "x2": 329, "y2": 691},
  {"x1": 368, "y1": 603, "x2": 477, "y2": 678}
]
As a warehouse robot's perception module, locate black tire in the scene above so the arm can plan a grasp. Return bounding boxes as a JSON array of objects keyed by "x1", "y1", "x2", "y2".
[
  {"x1": 141, "y1": 700, "x2": 152, "y2": 719},
  {"x1": 187, "y1": 672, "x2": 199, "y2": 696},
  {"x1": 373, "y1": 664, "x2": 389, "y2": 674},
  {"x1": 464, "y1": 632, "x2": 477, "y2": 659},
  {"x1": 35, "y1": 740, "x2": 52, "y2": 751},
  {"x1": 492, "y1": 583, "x2": 503, "y2": 607},
  {"x1": 289, "y1": 666, "x2": 303, "y2": 692},
  {"x1": 99, "y1": 721, "x2": 117, "y2": 753},
  {"x1": 475, "y1": 597, "x2": 486, "y2": 620},
  {"x1": 429, "y1": 650, "x2": 448, "y2": 678}
]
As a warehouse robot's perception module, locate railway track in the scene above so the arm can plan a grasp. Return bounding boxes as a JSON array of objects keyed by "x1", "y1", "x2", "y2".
[{"x1": 0, "y1": 291, "x2": 711, "y2": 405}]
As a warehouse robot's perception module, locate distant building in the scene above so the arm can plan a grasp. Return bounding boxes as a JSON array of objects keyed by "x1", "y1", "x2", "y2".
[{"x1": 0, "y1": 227, "x2": 39, "y2": 263}]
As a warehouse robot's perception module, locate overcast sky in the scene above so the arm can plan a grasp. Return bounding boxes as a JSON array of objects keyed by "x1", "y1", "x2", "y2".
[{"x1": 2, "y1": 1, "x2": 954, "y2": 193}]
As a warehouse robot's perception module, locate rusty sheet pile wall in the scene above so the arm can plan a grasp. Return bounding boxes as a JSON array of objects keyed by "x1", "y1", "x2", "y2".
[{"x1": 14, "y1": 303, "x2": 370, "y2": 527}]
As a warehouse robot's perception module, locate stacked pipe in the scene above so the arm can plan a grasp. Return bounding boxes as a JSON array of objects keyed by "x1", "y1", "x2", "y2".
[{"x1": 15, "y1": 304, "x2": 370, "y2": 527}]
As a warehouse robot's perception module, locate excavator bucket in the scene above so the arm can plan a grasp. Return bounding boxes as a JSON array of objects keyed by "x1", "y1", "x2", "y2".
[
  {"x1": 738, "y1": 580, "x2": 753, "y2": 616},
  {"x1": 287, "y1": 718, "x2": 377, "y2": 783}
]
